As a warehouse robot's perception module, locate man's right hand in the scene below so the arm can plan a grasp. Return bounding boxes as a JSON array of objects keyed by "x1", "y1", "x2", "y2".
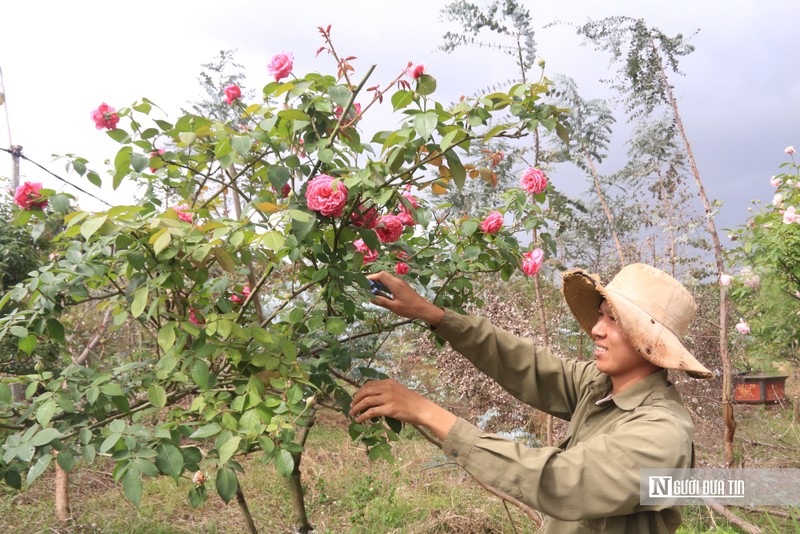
[{"x1": 366, "y1": 271, "x2": 445, "y2": 328}]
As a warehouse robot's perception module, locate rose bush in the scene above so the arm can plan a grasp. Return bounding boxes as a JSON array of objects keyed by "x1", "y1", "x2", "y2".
[{"x1": 0, "y1": 30, "x2": 567, "y2": 519}]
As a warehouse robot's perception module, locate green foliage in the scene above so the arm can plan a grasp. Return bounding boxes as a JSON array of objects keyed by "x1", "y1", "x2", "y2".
[
  {"x1": 729, "y1": 156, "x2": 800, "y2": 367},
  {"x1": 0, "y1": 32, "x2": 568, "y2": 511}
]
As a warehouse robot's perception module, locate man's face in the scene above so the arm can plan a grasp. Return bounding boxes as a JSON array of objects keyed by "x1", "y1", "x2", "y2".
[{"x1": 591, "y1": 300, "x2": 659, "y2": 385}]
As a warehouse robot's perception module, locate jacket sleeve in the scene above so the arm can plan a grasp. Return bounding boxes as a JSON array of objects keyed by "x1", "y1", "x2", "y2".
[
  {"x1": 441, "y1": 410, "x2": 694, "y2": 521},
  {"x1": 433, "y1": 308, "x2": 596, "y2": 419}
]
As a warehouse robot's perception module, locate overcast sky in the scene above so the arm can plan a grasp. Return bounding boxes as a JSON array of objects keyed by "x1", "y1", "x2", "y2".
[{"x1": 1, "y1": 0, "x2": 798, "y2": 235}]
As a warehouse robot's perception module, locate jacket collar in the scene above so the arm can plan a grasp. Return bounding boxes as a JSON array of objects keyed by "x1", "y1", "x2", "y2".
[{"x1": 610, "y1": 369, "x2": 671, "y2": 411}]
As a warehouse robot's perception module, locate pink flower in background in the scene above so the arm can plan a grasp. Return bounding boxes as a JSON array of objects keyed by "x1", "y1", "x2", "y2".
[
  {"x1": 224, "y1": 84, "x2": 242, "y2": 105},
  {"x1": 334, "y1": 103, "x2": 362, "y2": 125},
  {"x1": 772, "y1": 193, "x2": 784, "y2": 207},
  {"x1": 719, "y1": 273, "x2": 732, "y2": 287},
  {"x1": 743, "y1": 273, "x2": 761, "y2": 289},
  {"x1": 354, "y1": 238, "x2": 378, "y2": 264},
  {"x1": 481, "y1": 211, "x2": 503, "y2": 234},
  {"x1": 350, "y1": 204, "x2": 378, "y2": 229},
  {"x1": 149, "y1": 148, "x2": 166, "y2": 173},
  {"x1": 398, "y1": 193, "x2": 418, "y2": 226},
  {"x1": 406, "y1": 63, "x2": 426, "y2": 79},
  {"x1": 279, "y1": 183, "x2": 291, "y2": 198},
  {"x1": 395, "y1": 262, "x2": 409, "y2": 275},
  {"x1": 91, "y1": 102, "x2": 120, "y2": 130},
  {"x1": 192, "y1": 471, "x2": 206, "y2": 485},
  {"x1": 522, "y1": 248, "x2": 544, "y2": 277},
  {"x1": 375, "y1": 214, "x2": 404, "y2": 243},
  {"x1": 174, "y1": 204, "x2": 193, "y2": 223},
  {"x1": 770, "y1": 175, "x2": 781, "y2": 187},
  {"x1": 735, "y1": 318, "x2": 750, "y2": 335},
  {"x1": 268, "y1": 52, "x2": 294, "y2": 82},
  {"x1": 783, "y1": 206, "x2": 798, "y2": 224},
  {"x1": 305, "y1": 174, "x2": 348, "y2": 217},
  {"x1": 230, "y1": 286, "x2": 251, "y2": 304},
  {"x1": 520, "y1": 167, "x2": 547, "y2": 195},
  {"x1": 189, "y1": 309, "x2": 204, "y2": 326},
  {"x1": 785, "y1": 146, "x2": 796, "y2": 155},
  {"x1": 14, "y1": 182, "x2": 48, "y2": 210}
]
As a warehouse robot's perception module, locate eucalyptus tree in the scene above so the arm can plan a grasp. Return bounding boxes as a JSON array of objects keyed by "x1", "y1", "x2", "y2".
[{"x1": 576, "y1": 16, "x2": 737, "y2": 467}]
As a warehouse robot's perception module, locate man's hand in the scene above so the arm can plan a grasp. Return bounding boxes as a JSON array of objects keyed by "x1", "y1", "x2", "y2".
[
  {"x1": 367, "y1": 271, "x2": 445, "y2": 327},
  {"x1": 349, "y1": 379, "x2": 457, "y2": 441}
]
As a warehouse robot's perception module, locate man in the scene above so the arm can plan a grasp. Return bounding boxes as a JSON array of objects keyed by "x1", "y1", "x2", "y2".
[{"x1": 350, "y1": 263, "x2": 713, "y2": 533}]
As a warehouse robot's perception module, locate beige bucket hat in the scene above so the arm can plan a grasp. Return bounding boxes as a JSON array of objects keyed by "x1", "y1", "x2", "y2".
[{"x1": 562, "y1": 263, "x2": 713, "y2": 379}]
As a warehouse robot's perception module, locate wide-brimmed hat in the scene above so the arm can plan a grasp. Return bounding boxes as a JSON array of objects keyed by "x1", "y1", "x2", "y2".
[{"x1": 562, "y1": 263, "x2": 713, "y2": 379}]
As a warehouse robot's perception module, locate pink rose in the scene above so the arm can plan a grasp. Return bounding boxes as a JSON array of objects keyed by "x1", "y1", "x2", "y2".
[
  {"x1": 268, "y1": 52, "x2": 294, "y2": 82},
  {"x1": 189, "y1": 308, "x2": 204, "y2": 326},
  {"x1": 773, "y1": 193, "x2": 784, "y2": 207},
  {"x1": 305, "y1": 174, "x2": 349, "y2": 217},
  {"x1": 192, "y1": 471, "x2": 206, "y2": 485},
  {"x1": 398, "y1": 193, "x2": 418, "y2": 226},
  {"x1": 718, "y1": 274, "x2": 731, "y2": 287},
  {"x1": 783, "y1": 206, "x2": 798, "y2": 224},
  {"x1": 395, "y1": 262, "x2": 409, "y2": 275},
  {"x1": 354, "y1": 238, "x2": 378, "y2": 264},
  {"x1": 14, "y1": 182, "x2": 48, "y2": 210},
  {"x1": 231, "y1": 286, "x2": 251, "y2": 304},
  {"x1": 735, "y1": 318, "x2": 750, "y2": 335},
  {"x1": 91, "y1": 102, "x2": 120, "y2": 130},
  {"x1": 406, "y1": 63, "x2": 426, "y2": 79},
  {"x1": 375, "y1": 214, "x2": 404, "y2": 243},
  {"x1": 334, "y1": 103, "x2": 362, "y2": 127},
  {"x1": 149, "y1": 149, "x2": 165, "y2": 173},
  {"x1": 785, "y1": 145, "x2": 796, "y2": 155},
  {"x1": 224, "y1": 84, "x2": 242, "y2": 105},
  {"x1": 770, "y1": 175, "x2": 781, "y2": 188},
  {"x1": 350, "y1": 204, "x2": 378, "y2": 229},
  {"x1": 520, "y1": 167, "x2": 547, "y2": 195},
  {"x1": 522, "y1": 248, "x2": 544, "y2": 277},
  {"x1": 481, "y1": 211, "x2": 503, "y2": 234},
  {"x1": 174, "y1": 204, "x2": 193, "y2": 223}
]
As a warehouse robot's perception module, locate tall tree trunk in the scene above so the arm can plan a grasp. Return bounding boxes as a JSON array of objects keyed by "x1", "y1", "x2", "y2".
[
  {"x1": 235, "y1": 487, "x2": 259, "y2": 534},
  {"x1": 54, "y1": 451, "x2": 70, "y2": 522},
  {"x1": 583, "y1": 148, "x2": 626, "y2": 266},
  {"x1": 652, "y1": 37, "x2": 735, "y2": 466},
  {"x1": 656, "y1": 170, "x2": 678, "y2": 277}
]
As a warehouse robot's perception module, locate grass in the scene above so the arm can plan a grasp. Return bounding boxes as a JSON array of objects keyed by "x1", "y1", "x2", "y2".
[{"x1": 1, "y1": 406, "x2": 798, "y2": 533}]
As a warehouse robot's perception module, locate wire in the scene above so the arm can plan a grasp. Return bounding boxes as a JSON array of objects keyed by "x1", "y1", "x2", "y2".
[
  {"x1": 0, "y1": 66, "x2": 12, "y2": 147},
  {"x1": 1, "y1": 146, "x2": 114, "y2": 208}
]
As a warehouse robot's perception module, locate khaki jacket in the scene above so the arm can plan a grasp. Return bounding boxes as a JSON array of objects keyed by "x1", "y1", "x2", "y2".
[{"x1": 435, "y1": 309, "x2": 694, "y2": 533}]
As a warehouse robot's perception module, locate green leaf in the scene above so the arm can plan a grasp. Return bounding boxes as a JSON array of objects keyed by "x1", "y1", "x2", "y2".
[
  {"x1": 106, "y1": 128, "x2": 131, "y2": 144},
  {"x1": 267, "y1": 165, "x2": 291, "y2": 191},
  {"x1": 444, "y1": 150, "x2": 466, "y2": 189},
  {"x1": 80, "y1": 215, "x2": 108, "y2": 240},
  {"x1": 274, "y1": 449, "x2": 295, "y2": 478},
  {"x1": 131, "y1": 286, "x2": 149, "y2": 318},
  {"x1": 416, "y1": 74, "x2": 437, "y2": 96},
  {"x1": 325, "y1": 317, "x2": 347, "y2": 336},
  {"x1": 130, "y1": 153, "x2": 149, "y2": 173},
  {"x1": 19, "y1": 335, "x2": 37, "y2": 355},
  {"x1": 260, "y1": 231, "x2": 285, "y2": 251},
  {"x1": 147, "y1": 384, "x2": 167, "y2": 408},
  {"x1": 27, "y1": 454, "x2": 52, "y2": 485},
  {"x1": 122, "y1": 467, "x2": 142, "y2": 507},
  {"x1": 0, "y1": 383, "x2": 11, "y2": 404},
  {"x1": 152, "y1": 228, "x2": 171, "y2": 255},
  {"x1": 318, "y1": 148, "x2": 334, "y2": 163},
  {"x1": 413, "y1": 112, "x2": 438, "y2": 141},
  {"x1": 157, "y1": 324, "x2": 176, "y2": 352},
  {"x1": 10, "y1": 326, "x2": 27, "y2": 338},
  {"x1": 215, "y1": 467, "x2": 239, "y2": 504},
  {"x1": 218, "y1": 436, "x2": 241, "y2": 466},
  {"x1": 156, "y1": 443, "x2": 184, "y2": 479},
  {"x1": 100, "y1": 433, "x2": 121, "y2": 453},
  {"x1": 56, "y1": 451, "x2": 75, "y2": 472},
  {"x1": 189, "y1": 423, "x2": 222, "y2": 440},
  {"x1": 5, "y1": 469, "x2": 22, "y2": 489},
  {"x1": 461, "y1": 220, "x2": 478, "y2": 236},
  {"x1": 191, "y1": 360, "x2": 210, "y2": 390},
  {"x1": 35, "y1": 400, "x2": 57, "y2": 427},
  {"x1": 391, "y1": 90, "x2": 413, "y2": 110},
  {"x1": 277, "y1": 109, "x2": 311, "y2": 122},
  {"x1": 213, "y1": 247, "x2": 236, "y2": 273},
  {"x1": 100, "y1": 382, "x2": 124, "y2": 397},
  {"x1": 328, "y1": 86, "x2": 352, "y2": 108},
  {"x1": 133, "y1": 458, "x2": 159, "y2": 477},
  {"x1": 87, "y1": 171, "x2": 102, "y2": 187},
  {"x1": 231, "y1": 136, "x2": 253, "y2": 156},
  {"x1": 113, "y1": 147, "x2": 132, "y2": 190},
  {"x1": 46, "y1": 319, "x2": 65, "y2": 343},
  {"x1": 30, "y1": 428, "x2": 61, "y2": 447},
  {"x1": 189, "y1": 485, "x2": 208, "y2": 508}
]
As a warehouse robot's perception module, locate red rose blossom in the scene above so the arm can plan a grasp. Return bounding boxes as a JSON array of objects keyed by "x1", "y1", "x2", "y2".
[
  {"x1": 268, "y1": 52, "x2": 294, "y2": 82},
  {"x1": 224, "y1": 84, "x2": 242, "y2": 105},
  {"x1": 305, "y1": 174, "x2": 348, "y2": 217},
  {"x1": 14, "y1": 182, "x2": 48, "y2": 210},
  {"x1": 375, "y1": 214, "x2": 404, "y2": 243},
  {"x1": 91, "y1": 102, "x2": 120, "y2": 130},
  {"x1": 395, "y1": 262, "x2": 409, "y2": 275},
  {"x1": 520, "y1": 167, "x2": 547, "y2": 195},
  {"x1": 522, "y1": 248, "x2": 544, "y2": 277},
  {"x1": 174, "y1": 204, "x2": 193, "y2": 223},
  {"x1": 481, "y1": 211, "x2": 503, "y2": 234},
  {"x1": 350, "y1": 204, "x2": 379, "y2": 229},
  {"x1": 354, "y1": 238, "x2": 378, "y2": 264}
]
